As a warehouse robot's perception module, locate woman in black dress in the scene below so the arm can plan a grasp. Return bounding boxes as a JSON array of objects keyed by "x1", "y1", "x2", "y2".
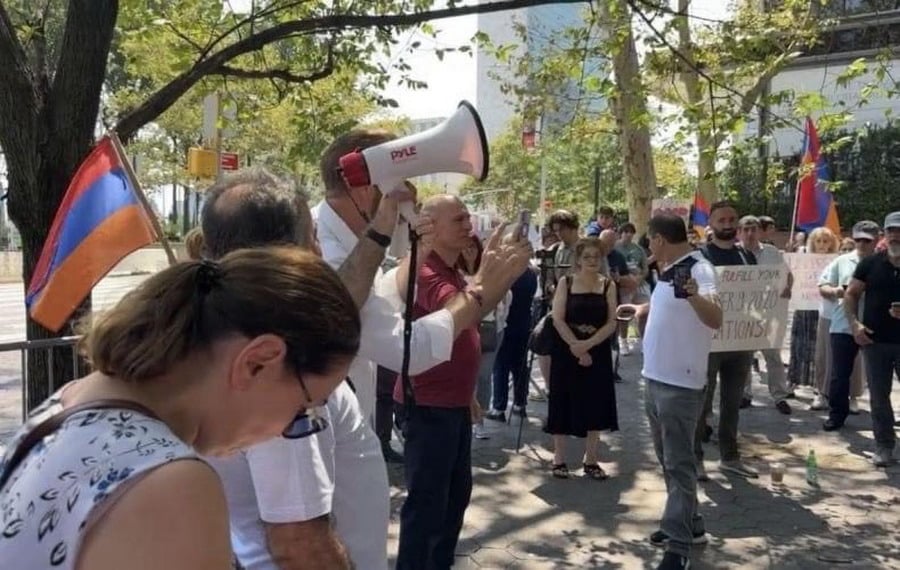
[{"x1": 546, "y1": 237, "x2": 619, "y2": 480}]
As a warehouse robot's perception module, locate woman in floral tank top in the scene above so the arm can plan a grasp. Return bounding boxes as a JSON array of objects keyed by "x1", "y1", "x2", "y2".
[{"x1": 0, "y1": 247, "x2": 360, "y2": 569}]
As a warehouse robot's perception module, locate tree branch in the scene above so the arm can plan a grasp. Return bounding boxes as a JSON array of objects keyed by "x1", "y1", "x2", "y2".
[
  {"x1": 114, "y1": 0, "x2": 586, "y2": 140},
  {"x1": 44, "y1": 0, "x2": 118, "y2": 211},
  {"x1": 218, "y1": 61, "x2": 333, "y2": 83},
  {"x1": 0, "y1": 1, "x2": 38, "y2": 152}
]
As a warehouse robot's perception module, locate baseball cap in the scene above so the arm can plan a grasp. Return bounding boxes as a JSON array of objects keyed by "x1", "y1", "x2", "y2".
[
  {"x1": 851, "y1": 220, "x2": 880, "y2": 241},
  {"x1": 884, "y1": 211, "x2": 900, "y2": 230}
]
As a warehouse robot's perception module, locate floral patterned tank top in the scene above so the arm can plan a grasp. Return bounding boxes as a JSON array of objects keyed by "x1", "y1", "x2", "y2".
[{"x1": 0, "y1": 390, "x2": 196, "y2": 569}]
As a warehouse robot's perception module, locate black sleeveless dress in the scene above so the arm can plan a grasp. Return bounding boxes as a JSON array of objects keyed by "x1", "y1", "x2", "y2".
[{"x1": 545, "y1": 276, "x2": 618, "y2": 437}]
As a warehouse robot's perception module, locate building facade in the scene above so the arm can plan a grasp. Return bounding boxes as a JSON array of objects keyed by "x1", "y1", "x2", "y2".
[
  {"x1": 750, "y1": 1, "x2": 900, "y2": 154},
  {"x1": 475, "y1": 3, "x2": 601, "y2": 142}
]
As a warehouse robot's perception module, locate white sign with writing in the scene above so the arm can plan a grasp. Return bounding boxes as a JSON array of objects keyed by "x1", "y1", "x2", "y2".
[
  {"x1": 711, "y1": 265, "x2": 790, "y2": 352},
  {"x1": 784, "y1": 253, "x2": 838, "y2": 312},
  {"x1": 651, "y1": 198, "x2": 691, "y2": 224}
]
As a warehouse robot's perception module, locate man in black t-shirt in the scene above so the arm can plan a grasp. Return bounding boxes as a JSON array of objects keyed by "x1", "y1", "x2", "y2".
[
  {"x1": 694, "y1": 201, "x2": 761, "y2": 481},
  {"x1": 844, "y1": 210, "x2": 900, "y2": 468}
]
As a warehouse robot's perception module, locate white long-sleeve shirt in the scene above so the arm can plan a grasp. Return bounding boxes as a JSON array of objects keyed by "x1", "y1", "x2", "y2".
[{"x1": 314, "y1": 200, "x2": 455, "y2": 423}]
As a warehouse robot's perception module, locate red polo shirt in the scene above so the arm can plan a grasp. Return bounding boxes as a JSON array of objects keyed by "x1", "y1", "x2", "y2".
[{"x1": 394, "y1": 251, "x2": 481, "y2": 408}]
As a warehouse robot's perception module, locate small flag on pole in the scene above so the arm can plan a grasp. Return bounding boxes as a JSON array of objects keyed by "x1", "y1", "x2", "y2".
[
  {"x1": 691, "y1": 194, "x2": 710, "y2": 235},
  {"x1": 795, "y1": 117, "x2": 841, "y2": 237},
  {"x1": 26, "y1": 136, "x2": 157, "y2": 331}
]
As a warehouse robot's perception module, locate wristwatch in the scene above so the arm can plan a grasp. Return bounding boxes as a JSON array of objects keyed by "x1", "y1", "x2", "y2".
[{"x1": 365, "y1": 227, "x2": 391, "y2": 248}]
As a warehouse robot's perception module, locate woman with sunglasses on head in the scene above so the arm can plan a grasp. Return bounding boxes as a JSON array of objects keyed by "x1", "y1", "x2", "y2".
[{"x1": 0, "y1": 246, "x2": 360, "y2": 570}]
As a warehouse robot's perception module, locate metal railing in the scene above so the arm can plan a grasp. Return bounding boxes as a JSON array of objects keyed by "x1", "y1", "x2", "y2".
[{"x1": 0, "y1": 336, "x2": 80, "y2": 420}]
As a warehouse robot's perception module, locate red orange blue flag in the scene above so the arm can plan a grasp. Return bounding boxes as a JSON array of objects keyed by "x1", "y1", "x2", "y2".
[
  {"x1": 691, "y1": 194, "x2": 710, "y2": 235},
  {"x1": 795, "y1": 117, "x2": 841, "y2": 236},
  {"x1": 26, "y1": 136, "x2": 156, "y2": 331}
]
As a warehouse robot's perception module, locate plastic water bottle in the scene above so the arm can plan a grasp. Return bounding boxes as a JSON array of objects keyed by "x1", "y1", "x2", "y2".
[{"x1": 806, "y1": 449, "x2": 819, "y2": 487}]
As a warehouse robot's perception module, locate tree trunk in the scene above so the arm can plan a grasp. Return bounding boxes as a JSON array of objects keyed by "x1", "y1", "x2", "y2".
[
  {"x1": 602, "y1": 0, "x2": 656, "y2": 234},
  {"x1": 0, "y1": 0, "x2": 117, "y2": 412},
  {"x1": 12, "y1": 174, "x2": 91, "y2": 411},
  {"x1": 674, "y1": 0, "x2": 719, "y2": 206}
]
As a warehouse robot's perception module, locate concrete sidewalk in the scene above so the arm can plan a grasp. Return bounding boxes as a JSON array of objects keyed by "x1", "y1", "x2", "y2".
[{"x1": 386, "y1": 351, "x2": 900, "y2": 569}]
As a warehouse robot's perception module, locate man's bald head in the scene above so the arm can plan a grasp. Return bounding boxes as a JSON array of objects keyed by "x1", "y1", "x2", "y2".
[
  {"x1": 599, "y1": 229, "x2": 617, "y2": 250},
  {"x1": 422, "y1": 194, "x2": 473, "y2": 253},
  {"x1": 421, "y1": 194, "x2": 464, "y2": 216},
  {"x1": 201, "y1": 167, "x2": 309, "y2": 259}
]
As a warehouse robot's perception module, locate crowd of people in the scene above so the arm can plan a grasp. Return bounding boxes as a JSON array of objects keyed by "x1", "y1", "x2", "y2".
[{"x1": 0, "y1": 122, "x2": 898, "y2": 570}]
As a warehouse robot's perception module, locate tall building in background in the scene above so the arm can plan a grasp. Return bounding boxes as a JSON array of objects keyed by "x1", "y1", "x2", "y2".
[{"x1": 476, "y1": 3, "x2": 603, "y2": 142}]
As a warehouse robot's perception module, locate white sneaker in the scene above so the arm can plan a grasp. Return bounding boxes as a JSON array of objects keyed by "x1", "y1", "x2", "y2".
[
  {"x1": 473, "y1": 423, "x2": 490, "y2": 440},
  {"x1": 620, "y1": 340, "x2": 632, "y2": 356},
  {"x1": 810, "y1": 394, "x2": 828, "y2": 411},
  {"x1": 848, "y1": 398, "x2": 860, "y2": 415}
]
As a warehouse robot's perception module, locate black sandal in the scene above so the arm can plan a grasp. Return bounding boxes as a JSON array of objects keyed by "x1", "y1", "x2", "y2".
[
  {"x1": 583, "y1": 463, "x2": 609, "y2": 480},
  {"x1": 551, "y1": 463, "x2": 569, "y2": 479}
]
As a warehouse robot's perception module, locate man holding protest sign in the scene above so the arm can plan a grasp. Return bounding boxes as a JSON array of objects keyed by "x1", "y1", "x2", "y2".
[
  {"x1": 738, "y1": 215, "x2": 794, "y2": 415},
  {"x1": 695, "y1": 202, "x2": 759, "y2": 480}
]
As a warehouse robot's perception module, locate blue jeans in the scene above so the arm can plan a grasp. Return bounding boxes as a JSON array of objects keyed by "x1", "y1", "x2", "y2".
[
  {"x1": 861, "y1": 343, "x2": 900, "y2": 452},
  {"x1": 491, "y1": 330, "x2": 530, "y2": 411},
  {"x1": 397, "y1": 406, "x2": 472, "y2": 570}
]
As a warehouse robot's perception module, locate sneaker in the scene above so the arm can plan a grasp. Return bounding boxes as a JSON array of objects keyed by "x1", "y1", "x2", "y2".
[
  {"x1": 740, "y1": 396, "x2": 752, "y2": 409},
  {"x1": 511, "y1": 404, "x2": 527, "y2": 417},
  {"x1": 848, "y1": 398, "x2": 860, "y2": 415},
  {"x1": 381, "y1": 444, "x2": 404, "y2": 464},
  {"x1": 872, "y1": 448, "x2": 894, "y2": 468},
  {"x1": 473, "y1": 423, "x2": 490, "y2": 440},
  {"x1": 696, "y1": 461, "x2": 710, "y2": 482},
  {"x1": 529, "y1": 392, "x2": 547, "y2": 402},
  {"x1": 719, "y1": 460, "x2": 759, "y2": 479},
  {"x1": 809, "y1": 394, "x2": 828, "y2": 411},
  {"x1": 775, "y1": 400, "x2": 792, "y2": 415},
  {"x1": 656, "y1": 552, "x2": 691, "y2": 570},
  {"x1": 484, "y1": 409, "x2": 506, "y2": 422},
  {"x1": 823, "y1": 418, "x2": 843, "y2": 432},
  {"x1": 649, "y1": 529, "x2": 709, "y2": 548},
  {"x1": 620, "y1": 341, "x2": 632, "y2": 356}
]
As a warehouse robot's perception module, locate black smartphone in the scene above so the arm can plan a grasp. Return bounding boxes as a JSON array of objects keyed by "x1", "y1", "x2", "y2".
[
  {"x1": 518, "y1": 210, "x2": 531, "y2": 239},
  {"x1": 672, "y1": 263, "x2": 692, "y2": 299}
]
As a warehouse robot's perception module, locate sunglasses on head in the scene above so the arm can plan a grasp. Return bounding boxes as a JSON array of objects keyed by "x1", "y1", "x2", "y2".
[{"x1": 282, "y1": 375, "x2": 330, "y2": 440}]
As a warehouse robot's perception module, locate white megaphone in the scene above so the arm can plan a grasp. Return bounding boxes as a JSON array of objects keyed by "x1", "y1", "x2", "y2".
[{"x1": 338, "y1": 100, "x2": 489, "y2": 257}]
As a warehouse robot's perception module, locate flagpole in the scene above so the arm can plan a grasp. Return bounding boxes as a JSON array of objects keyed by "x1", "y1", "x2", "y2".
[
  {"x1": 109, "y1": 132, "x2": 178, "y2": 266},
  {"x1": 788, "y1": 177, "x2": 799, "y2": 250}
]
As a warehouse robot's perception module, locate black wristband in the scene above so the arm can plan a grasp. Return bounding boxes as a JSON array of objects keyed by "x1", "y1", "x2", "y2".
[{"x1": 365, "y1": 227, "x2": 391, "y2": 248}]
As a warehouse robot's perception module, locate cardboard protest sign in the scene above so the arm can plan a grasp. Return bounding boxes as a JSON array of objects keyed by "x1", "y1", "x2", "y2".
[
  {"x1": 711, "y1": 265, "x2": 790, "y2": 352},
  {"x1": 651, "y1": 198, "x2": 691, "y2": 224},
  {"x1": 784, "y1": 253, "x2": 838, "y2": 312}
]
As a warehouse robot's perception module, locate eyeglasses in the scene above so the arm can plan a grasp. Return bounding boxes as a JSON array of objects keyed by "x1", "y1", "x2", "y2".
[{"x1": 282, "y1": 375, "x2": 329, "y2": 440}]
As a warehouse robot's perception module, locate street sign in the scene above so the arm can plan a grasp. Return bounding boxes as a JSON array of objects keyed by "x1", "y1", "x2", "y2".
[
  {"x1": 187, "y1": 147, "x2": 217, "y2": 179},
  {"x1": 220, "y1": 152, "x2": 239, "y2": 171}
]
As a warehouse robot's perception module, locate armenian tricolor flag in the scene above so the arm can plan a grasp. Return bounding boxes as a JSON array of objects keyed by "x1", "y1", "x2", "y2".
[
  {"x1": 26, "y1": 136, "x2": 157, "y2": 331},
  {"x1": 691, "y1": 194, "x2": 710, "y2": 235},
  {"x1": 795, "y1": 117, "x2": 841, "y2": 236}
]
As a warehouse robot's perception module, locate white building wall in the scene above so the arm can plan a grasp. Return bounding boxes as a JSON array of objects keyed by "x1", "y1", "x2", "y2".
[{"x1": 745, "y1": 57, "x2": 900, "y2": 156}]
